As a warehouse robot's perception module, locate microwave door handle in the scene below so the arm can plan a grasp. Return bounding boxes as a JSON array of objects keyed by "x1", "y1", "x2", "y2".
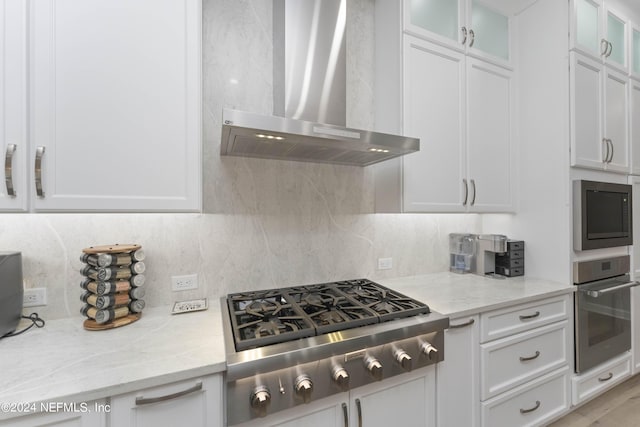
[{"x1": 581, "y1": 281, "x2": 640, "y2": 298}]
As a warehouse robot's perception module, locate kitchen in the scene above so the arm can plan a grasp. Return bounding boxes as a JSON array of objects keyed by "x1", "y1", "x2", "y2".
[{"x1": 1, "y1": 0, "x2": 639, "y2": 426}]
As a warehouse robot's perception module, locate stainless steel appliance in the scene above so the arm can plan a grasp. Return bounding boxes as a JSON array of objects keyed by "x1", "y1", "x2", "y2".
[
  {"x1": 0, "y1": 252, "x2": 23, "y2": 337},
  {"x1": 573, "y1": 180, "x2": 633, "y2": 250},
  {"x1": 220, "y1": 0, "x2": 420, "y2": 167},
  {"x1": 471, "y1": 234, "x2": 507, "y2": 277},
  {"x1": 221, "y1": 279, "x2": 448, "y2": 425},
  {"x1": 574, "y1": 256, "x2": 638, "y2": 373}
]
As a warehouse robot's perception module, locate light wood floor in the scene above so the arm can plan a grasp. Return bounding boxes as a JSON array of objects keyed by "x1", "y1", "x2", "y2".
[{"x1": 548, "y1": 374, "x2": 640, "y2": 427}]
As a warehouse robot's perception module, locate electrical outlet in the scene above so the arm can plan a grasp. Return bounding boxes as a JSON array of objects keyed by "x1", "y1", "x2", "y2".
[
  {"x1": 23, "y1": 288, "x2": 47, "y2": 307},
  {"x1": 171, "y1": 274, "x2": 198, "y2": 291},
  {"x1": 378, "y1": 257, "x2": 393, "y2": 270}
]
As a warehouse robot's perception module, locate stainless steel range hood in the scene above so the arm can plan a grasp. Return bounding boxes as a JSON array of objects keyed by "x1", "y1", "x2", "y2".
[{"x1": 220, "y1": 0, "x2": 419, "y2": 167}]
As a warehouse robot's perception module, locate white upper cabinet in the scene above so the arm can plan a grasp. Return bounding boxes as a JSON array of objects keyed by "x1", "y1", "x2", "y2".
[
  {"x1": 0, "y1": 0, "x2": 28, "y2": 211},
  {"x1": 570, "y1": 51, "x2": 630, "y2": 173},
  {"x1": 404, "y1": 0, "x2": 512, "y2": 68},
  {"x1": 631, "y1": 24, "x2": 640, "y2": 79},
  {"x1": 375, "y1": 1, "x2": 515, "y2": 213},
  {"x1": 28, "y1": 0, "x2": 202, "y2": 212},
  {"x1": 570, "y1": 0, "x2": 629, "y2": 73},
  {"x1": 631, "y1": 79, "x2": 640, "y2": 175}
]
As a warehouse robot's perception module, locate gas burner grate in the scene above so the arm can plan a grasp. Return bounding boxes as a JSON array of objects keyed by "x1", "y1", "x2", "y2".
[{"x1": 226, "y1": 279, "x2": 430, "y2": 351}]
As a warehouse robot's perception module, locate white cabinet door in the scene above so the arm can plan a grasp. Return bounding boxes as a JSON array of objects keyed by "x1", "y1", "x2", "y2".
[
  {"x1": 631, "y1": 24, "x2": 640, "y2": 80},
  {"x1": 31, "y1": 0, "x2": 201, "y2": 212},
  {"x1": 570, "y1": 0, "x2": 604, "y2": 59},
  {"x1": 603, "y1": 66, "x2": 629, "y2": 172},
  {"x1": 604, "y1": 6, "x2": 627, "y2": 72},
  {"x1": 570, "y1": 52, "x2": 605, "y2": 169},
  {"x1": 0, "y1": 0, "x2": 28, "y2": 211},
  {"x1": 402, "y1": 36, "x2": 466, "y2": 212},
  {"x1": 110, "y1": 375, "x2": 223, "y2": 427},
  {"x1": 236, "y1": 394, "x2": 346, "y2": 427},
  {"x1": 350, "y1": 366, "x2": 436, "y2": 427},
  {"x1": 629, "y1": 80, "x2": 640, "y2": 175},
  {"x1": 404, "y1": 0, "x2": 466, "y2": 52},
  {"x1": 467, "y1": 0, "x2": 511, "y2": 67},
  {"x1": 437, "y1": 316, "x2": 479, "y2": 427},
  {"x1": 466, "y1": 57, "x2": 513, "y2": 212}
]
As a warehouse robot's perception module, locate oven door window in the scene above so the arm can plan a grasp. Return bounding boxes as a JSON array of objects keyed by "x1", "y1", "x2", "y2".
[{"x1": 575, "y1": 283, "x2": 631, "y2": 372}]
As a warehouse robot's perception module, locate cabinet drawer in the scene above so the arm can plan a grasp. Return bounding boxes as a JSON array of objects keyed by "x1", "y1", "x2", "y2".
[
  {"x1": 481, "y1": 321, "x2": 569, "y2": 399},
  {"x1": 481, "y1": 368, "x2": 569, "y2": 427},
  {"x1": 571, "y1": 352, "x2": 631, "y2": 405},
  {"x1": 480, "y1": 295, "x2": 570, "y2": 342}
]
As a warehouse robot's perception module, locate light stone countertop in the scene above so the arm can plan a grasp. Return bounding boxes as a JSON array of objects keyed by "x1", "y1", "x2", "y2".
[
  {"x1": 0, "y1": 303, "x2": 226, "y2": 421},
  {"x1": 0, "y1": 273, "x2": 574, "y2": 421},
  {"x1": 378, "y1": 272, "x2": 574, "y2": 318}
]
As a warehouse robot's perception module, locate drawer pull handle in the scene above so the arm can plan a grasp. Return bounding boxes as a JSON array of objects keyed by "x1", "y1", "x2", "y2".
[
  {"x1": 519, "y1": 311, "x2": 540, "y2": 321},
  {"x1": 342, "y1": 402, "x2": 349, "y2": 427},
  {"x1": 35, "y1": 146, "x2": 45, "y2": 198},
  {"x1": 5, "y1": 143, "x2": 16, "y2": 197},
  {"x1": 135, "y1": 381, "x2": 202, "y2": 405},
  {"x1": 450, "y1": 318, "x2": 475, "y2": 329},
  {"x1": 520, "y1": 400, "x2": 540, "y2": 414},
  {"x1": 598, "y1": 372, "x2": 613, "y2": 382},
  {"x1": 519, "y1": 351, "x2": 540, "y2": 362}
]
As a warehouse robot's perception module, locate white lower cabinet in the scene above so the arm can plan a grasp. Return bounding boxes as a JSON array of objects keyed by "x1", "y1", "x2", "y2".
[
  {"x1": 236, "y1": 366, "x2": 436, "y2": 427},
  {"x1": 571, "y1": 351, "x2": 631, "y2": 405},
  {"x1": 436, "y1": 315, "x2": 480, "y2": 427},
  {"x1": 110, "y1": 375, "x2": 223, "y2": 427},
  {"x1": 480, "y1": 321, "x2": 569, "y2": 399},
  {"x1": 479, "y1": 295, "x2": 572, "y2": 427},
  {"x1": 0, "y1": 400, "x2": 107, "y2": 427},
  {"x1": 481, "y1": 368, "x2": 570, "y2": 427}
]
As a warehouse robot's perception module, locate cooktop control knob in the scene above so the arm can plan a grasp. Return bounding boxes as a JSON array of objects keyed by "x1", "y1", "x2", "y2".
[
  {"x1": 294, "y1": 375, "x2": 313, "y2": 403},
  {"x1": 250, "y1": 385, "x2": 271, "y2": 416},
  {"x1": 421, "y1": 342, "x2": 439, "y2": 360},
  {"x1": 364, "y1": 356, "x2": 383, "y2": 381},
  {"x1": 332, "y1": 365, "x2": 350, "y2": 389},
  {"x1": 394, "y1": 349, "x2": 413, "y2": 371}
]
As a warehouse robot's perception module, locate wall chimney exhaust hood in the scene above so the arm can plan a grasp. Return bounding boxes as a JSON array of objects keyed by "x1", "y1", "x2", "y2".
[{"x1": 220, "y1": 0, "x2": 419, "y2": 167}]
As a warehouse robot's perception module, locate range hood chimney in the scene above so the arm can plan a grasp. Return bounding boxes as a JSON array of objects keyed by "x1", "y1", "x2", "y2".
[{"x1": 220, "y1": 0, "x2": 419, "y2": 167}]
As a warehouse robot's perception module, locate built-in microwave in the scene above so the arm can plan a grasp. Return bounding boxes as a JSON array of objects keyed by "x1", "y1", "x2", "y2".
[{"x1": 574, "y1": 180, "x2": 633, "y2": 250}]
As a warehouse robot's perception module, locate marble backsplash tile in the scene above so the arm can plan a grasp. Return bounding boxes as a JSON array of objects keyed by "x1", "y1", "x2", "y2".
[{"x1": 2, "y1": 0, "x2": 483, "y2": 320}]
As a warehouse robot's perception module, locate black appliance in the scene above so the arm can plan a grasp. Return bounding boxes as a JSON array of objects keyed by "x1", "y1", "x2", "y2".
[{"x1": 573, "y1": 180, "x2": 632, "y2": 250}]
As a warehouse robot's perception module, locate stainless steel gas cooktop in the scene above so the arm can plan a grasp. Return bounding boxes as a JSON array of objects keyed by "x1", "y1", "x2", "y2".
[{"x1": 221, "y1": 279, "x2": 449, "y2": 425}]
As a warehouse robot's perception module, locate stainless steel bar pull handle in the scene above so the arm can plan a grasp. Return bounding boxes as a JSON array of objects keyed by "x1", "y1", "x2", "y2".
[
  {"x1": 603, "y1": 138, "x2": 610, "y2": 164},
  {"x1": 135, "y1": 381, "x2": 202, "y2": 405},
  {"x1": 35, "y1": 146, "x2": 45, "y2": 198},
  {"x1": 342, "y1": 402, "x2": 349, "y2": 427},
  {"x1": 469, "y1": 29, "x2": 475, "y2": 47},
  {"x1": 461, "y1": 27, "x2": 468, "y2": 45},
  {"x1": 520, "y1": 400, "x2": 541, "y2": 414},
  {"x1": 608, "y1": 139, "x2": 614, "y2": 163},
  {"x1": 583, "y1": 281, "x2": 640, "y2": 298},
  {"x1": 356, "y1": 398, "x2": 362, "y2": 427},
  {"x1": 5, "y1": 144, "x2": 16, "y2": 197},
  {"x1": 606, "y1": 41, "x2": 613, "y2": 57},
  {"x1": 463, "y1": 179, "x2": 469, "y2": 205},
  {"x1": 450, "y1": 318, "x2": 475, "y2": 329}
]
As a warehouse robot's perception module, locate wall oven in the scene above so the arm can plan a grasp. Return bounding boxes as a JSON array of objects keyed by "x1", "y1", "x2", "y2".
[
  {"x1": 573, "y1": 180, "x2": 632, "y2": 250},
  {"x1": 574, "y1": 256, "x2": 638, "y2": 373}
]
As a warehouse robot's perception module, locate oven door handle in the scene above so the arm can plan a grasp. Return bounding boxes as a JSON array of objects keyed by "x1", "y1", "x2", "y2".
[{"x1": 581, "y1": 281, "x2": 640, "y2": 298}]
